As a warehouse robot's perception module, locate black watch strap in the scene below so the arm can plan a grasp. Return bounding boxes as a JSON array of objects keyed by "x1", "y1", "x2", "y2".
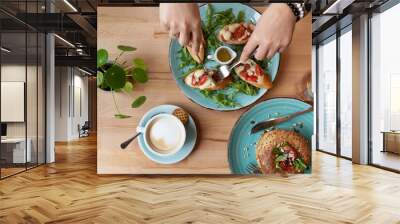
[{"x1": 287, "y1": 2, "x2": 310, "y2": 22}]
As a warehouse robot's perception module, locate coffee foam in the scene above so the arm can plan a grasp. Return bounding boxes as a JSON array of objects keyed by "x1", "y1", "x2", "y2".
[{"x1": 147, "y1": 116, "x2": 183, "y2": 153}]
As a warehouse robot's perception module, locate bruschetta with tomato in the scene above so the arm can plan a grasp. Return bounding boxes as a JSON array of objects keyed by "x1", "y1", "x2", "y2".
[
  {"x1": 234, "y1": 59, "x2": 273, "y2": 89},
  {"x1": 218, "y1": 23, "x2": 255, "y2": 45},
  {"x1": 184, "y1": 69, "x2": 231, "y2": 90},
  {"x1": 186, "y1": 42, "x2": 205, "y2": 64}
]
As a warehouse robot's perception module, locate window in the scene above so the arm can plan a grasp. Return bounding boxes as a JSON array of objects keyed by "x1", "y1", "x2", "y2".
[
  {"x1": 0, "y1": 1, "x2": 47, "y2": 179},
  {"x1": 370, "y1": 2, "x2": 400, "y2": 171},
  {"x1": 339, "y1": 28, "x2": 352, "y2": 158},
  {"x1": 317, "y1": 36, "x2": 337, "y2": 154}
]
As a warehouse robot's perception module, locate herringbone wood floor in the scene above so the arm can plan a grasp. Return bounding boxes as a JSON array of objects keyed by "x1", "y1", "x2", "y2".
[{"x1": 1, "y1": 135, "x2": 400, "y2": 224}]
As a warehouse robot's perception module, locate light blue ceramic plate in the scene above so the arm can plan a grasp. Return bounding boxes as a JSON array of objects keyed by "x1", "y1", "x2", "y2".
[
  {"x1": 228, "y1": 98, "x2": 313, "y2": 174},
  {"x1": 137, "y1": 105, "x2": 197, "y2": 164},
  {"x1": 169, "y1": 3, "x2": 280, "y2": 111}
]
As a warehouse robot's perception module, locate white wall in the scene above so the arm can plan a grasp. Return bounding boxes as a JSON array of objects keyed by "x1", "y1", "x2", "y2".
[
  {"x1": 72, "y1": 73, "x2": 89, "y2": 138},
  {"x1": 54, "y1": 67, "x2": 89, "y2": 141},
  {"x1": 55, "y1": 66, "x2": 70, "y2": 141},
  {"x1": 1, "y1": 63, "x2": 46, "y2": 164},
  {"x1": 1, "y1": 65, "x2": 36, "y2": 138}
]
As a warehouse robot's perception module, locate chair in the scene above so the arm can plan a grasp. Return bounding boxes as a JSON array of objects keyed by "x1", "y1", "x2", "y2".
[{"x1": 79, "y1": 121, "x2": 90, "y2": 138}]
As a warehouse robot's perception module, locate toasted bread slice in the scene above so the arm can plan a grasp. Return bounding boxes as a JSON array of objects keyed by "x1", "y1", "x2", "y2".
[
  {"x1": 256, "y1": 129, "x2": 311, "y2": 174},
  {"x1": 186, "y1": 42, "x2": 205, "y2": 64},
  {"x1": 218, "y1": 23, "x2": 255, "y2": 45},
  {"x1": 184, "y1": 69, "x2": 231, "y2": 90},
  {"x1": 234, "y1": 59, "x2": 273, "y2": 89},
  {"x1": 208, "y1": 72, "x2": 232, "y2": 90}
]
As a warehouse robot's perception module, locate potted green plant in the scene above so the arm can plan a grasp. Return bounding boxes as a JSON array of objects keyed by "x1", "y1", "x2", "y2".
[{"x1": 97, "y1": 45, "x2": 148, "y2": 119}]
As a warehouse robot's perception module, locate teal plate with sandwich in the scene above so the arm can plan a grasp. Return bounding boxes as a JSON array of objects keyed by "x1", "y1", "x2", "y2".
[
  {"x1": 137, "y1": 105, "x2": 197, "y2": 165},
  {"x1": 228, "y1": 98, "x2": 313, "y2": 174},
  {"x1": 169, "y1": 3, "x2": 280, "y2": 111}
]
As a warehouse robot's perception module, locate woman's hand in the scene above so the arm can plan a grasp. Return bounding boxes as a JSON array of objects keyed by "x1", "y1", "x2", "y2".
[
  {"x1": 240, "y1": 4, "x2": 296, "y2": 62},
  {"x1": 160, "y1": 3, "x2": 203, "y2": 53}
]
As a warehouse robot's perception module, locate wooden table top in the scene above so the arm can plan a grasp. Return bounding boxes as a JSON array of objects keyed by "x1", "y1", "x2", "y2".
[{"x1": 97, "y1": 6, "x2": 311, "y2": 174}]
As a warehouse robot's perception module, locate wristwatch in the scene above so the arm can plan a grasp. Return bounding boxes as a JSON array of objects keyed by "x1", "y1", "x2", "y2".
[{"x1": 287, "y1": 2, "x2": 310, "y2": 21}]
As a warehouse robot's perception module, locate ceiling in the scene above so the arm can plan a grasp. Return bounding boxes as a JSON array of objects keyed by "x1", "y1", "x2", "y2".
[
  {"x1": 0, "y1": 0, "x2": 97, "y2": 73},
  {"x1": 312, "y1": 0, "x2": 391, "y2": 43}
]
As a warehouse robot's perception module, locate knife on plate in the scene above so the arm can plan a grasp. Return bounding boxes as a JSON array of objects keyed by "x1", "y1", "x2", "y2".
[{"x1": 250, "y1": 107, "x2": 313, "y2": 134}]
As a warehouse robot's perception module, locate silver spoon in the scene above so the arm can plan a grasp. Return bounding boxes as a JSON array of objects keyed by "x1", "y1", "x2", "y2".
[
  {"x1": 218, "y1": 59, "x2": 242, "y2": 80},
  {"x1": 120, "y1": 132, "x2": 141, "y2": 149},
  {"x1": 217, "y1": 50, "x2": 257, "y2": 80},
  {"x1": 120, "y1": 112, "x2": 161, "y2": 149}
]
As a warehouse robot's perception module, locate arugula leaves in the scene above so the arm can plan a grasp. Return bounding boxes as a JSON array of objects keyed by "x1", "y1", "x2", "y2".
[
  {"x1": 230, "y1": 76, "x2": 259, "y2": 96},
  {"x1": 178, "y1": 48, "x2": 198, "y2": 70},
  {"x1": 272, "y1": 142, "x2": 308, "y2": 172},
  {"x1": 200, "y1": 89, "x2": 240, "y2": 107},
  {"x1": 293, "y1": 158, "x2": 307, "y2": 172},
  {"x1": 236, "y1": 11, "x2": 245, "y2": 23},
  {"x1": 255, "y1": 58, "x2": 271, "y2": 70}
]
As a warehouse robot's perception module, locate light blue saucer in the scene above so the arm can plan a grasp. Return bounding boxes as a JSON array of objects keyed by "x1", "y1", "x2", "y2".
[
  {"x1": 228, "y1": 98, "x2": 314, "y2": 174},
  {"x1": 137, "y1": 105, "x2": 197, "y2": 164}
]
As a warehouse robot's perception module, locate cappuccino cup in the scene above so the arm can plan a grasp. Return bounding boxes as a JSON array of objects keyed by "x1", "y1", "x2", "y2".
[{"x1": 137, "y1": 114, "x2": 186, "y2": 156}]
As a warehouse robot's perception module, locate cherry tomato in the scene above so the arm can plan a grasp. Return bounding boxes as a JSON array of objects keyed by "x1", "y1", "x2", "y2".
[
  {"x1": 279, "y1": 161, "x2": 289, "y2": 171},
  {"x1": 198, "y1": 74, "x2": 208, "y2": 85},
  {"x1": 248, "y1": 76, "x2": 258, "y2": 82},
  {"x1": 191, "y1": 76, "x2": 197, "y2": 86},
  {"x1": 255, "y1": 64, "x2": 264, "y2": 76},
  {"x1": 232, "y1": 25, "x2": 246, "y2": 39}
]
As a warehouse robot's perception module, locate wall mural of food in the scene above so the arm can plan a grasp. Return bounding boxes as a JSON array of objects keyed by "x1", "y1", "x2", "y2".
[{"x1": 97, "y1": 3, "x2": 312, "y2": 175}]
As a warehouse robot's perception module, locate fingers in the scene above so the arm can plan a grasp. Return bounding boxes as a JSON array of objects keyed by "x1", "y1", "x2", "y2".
[
  {"x1": 254, "y1": 44, "x2": 268, "y2": 61},
  {"x1": 166, "y1": 22, "x2": 189, "y2": 47},
  {"x1": 266, "y1": 45, "x2": 279, "y2": 60},
  {"x1": 169, "y1": 30, "x2": 178, "y2": 39},
  {"x1": 191, "y1": 28, "x2": 201, "y2": 53},
  {"x1": 240, "y1": 37, "x2": 258, "y2": 63},
  {"x1": 161, "y1": 21, "x2": 169, "y2": 31},
  {"x1": 255, "y1": 42, "x2": 287, "y2": 60},
  {"x1": 168, "y1": 23, "x2": 179, "y2": 39},
  {"x1": 178, "y1": 26, "x2": 190, "y2": 47}
]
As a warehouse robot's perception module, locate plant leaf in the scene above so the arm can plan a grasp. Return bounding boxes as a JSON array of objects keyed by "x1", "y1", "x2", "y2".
[
  {"x1": 133, "y1": 58, "x2": 147, "y2": 70},
  {"x1": 97, "y1": 72, "x2": 104, "y2": 87},
  {"x1": 114, "y1": 114, "x2": 131, "y2": 119},
  {"x1": 104, "y1": 64, "x2": 126, "y2": 90},
  {"x1": 131, "y1": 96, "x2": 146, "y2": 108},
  {"x1": 123, "y1": 81, "x2": 134, "y2": 92},
  {"x1": 97, "y1": 49, "x2": 108, "y2": 68},
  {"x1": 117, "y1": 45, "x2": 136, "y2": 52},
  {"x1": 132, "y1": 68, "x2": 148, "y2": 83}
]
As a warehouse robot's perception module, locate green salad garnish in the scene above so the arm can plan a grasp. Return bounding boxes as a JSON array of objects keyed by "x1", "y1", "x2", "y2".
[{"x1": 272, "y1": 142, "x2": 308, "y2": 173}]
